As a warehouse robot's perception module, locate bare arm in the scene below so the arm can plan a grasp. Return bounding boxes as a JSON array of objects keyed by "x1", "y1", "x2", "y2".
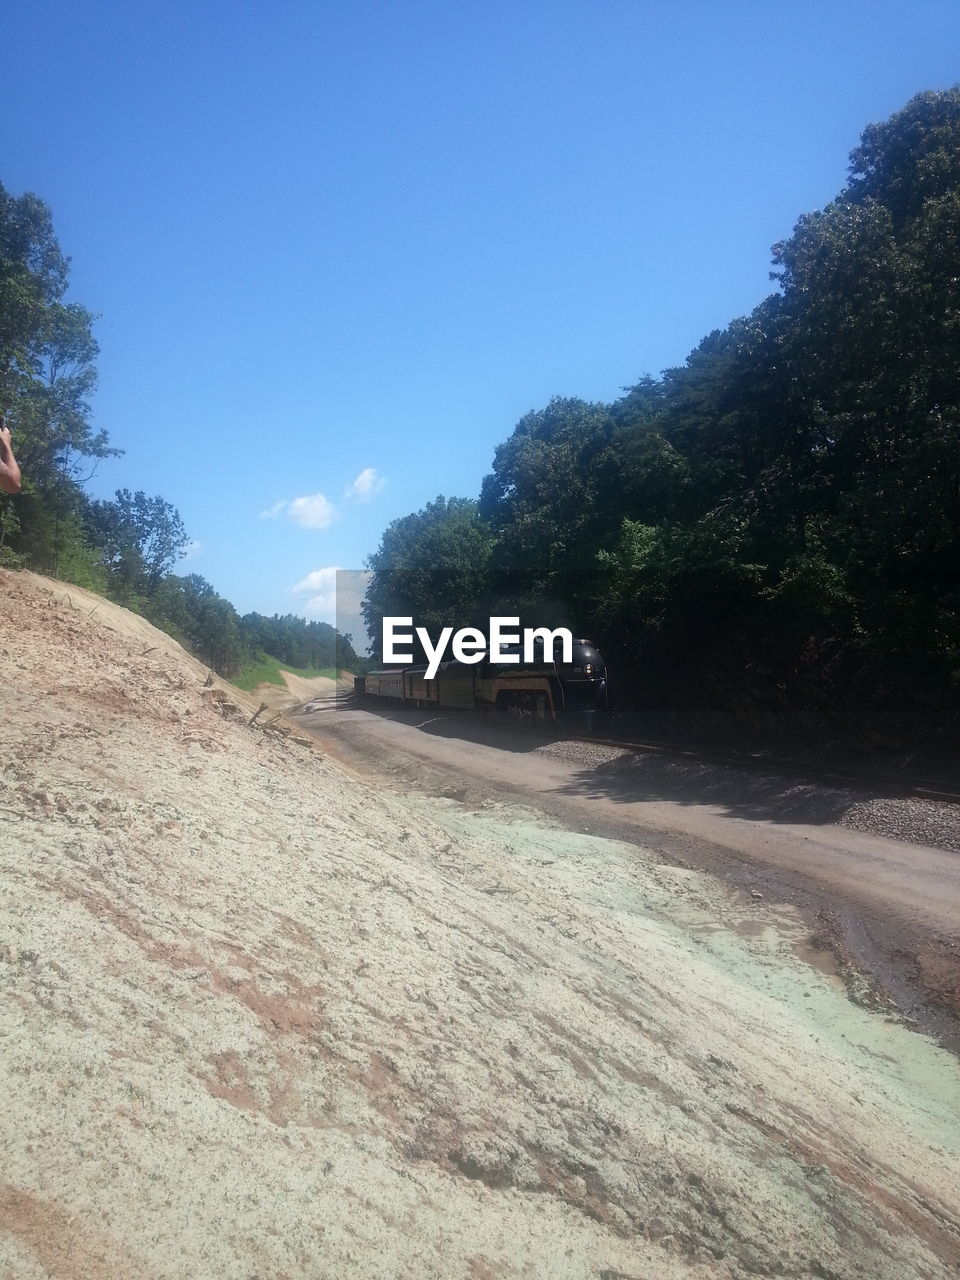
[{"x1": 0, "y1": 423, "x2": 21, "y2": 495}]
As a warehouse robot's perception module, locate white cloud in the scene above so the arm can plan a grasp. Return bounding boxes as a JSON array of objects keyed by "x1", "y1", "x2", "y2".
[
  {"x1": 261, "y1": 471, "x2": 382, "y2": 531},
  {"x1": 259, "y1": 500, "x2": 288, "y2": 520},
  {"x1": 181, "y1": 540, "x2": 203, "y2": 561},
  {"x1": 291, "y1": 565, "x2": 341, "y2": 621},
  {"x1": 291, "y1": 566, "x2": 340, "y2": 596},
  {"x1": 289, "y1": 493, "x2": 337, "y2": 530},
  {"x1": 261, "y1": 493, "x2": 337, "y2": 530},
  {"x1": 290, "y1": 567, "x2": 372, "y2": 645},
  {"x1": 344, "y1": 467, "x2": 385, "y2": 502}
]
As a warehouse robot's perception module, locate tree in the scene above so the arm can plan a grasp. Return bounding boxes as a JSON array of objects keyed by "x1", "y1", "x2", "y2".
[
  {"x1": 363, "y1": 496, "x2": 493, "y2": 661},
  {"x1": 362, "y1": 91, "x2": 960, "y2": 738},
  {"x1": 845, "y1": 88, "x2": 960, "y2": 230},
  {"x1": 141, "y1": 574, "x2": 247, "y2": 674},
  {"x1": 85, "y1": 489, "x2": 189, "y2": 596},
  {"x1": 0, "y1": 182, "x2": 118, "y2": 574},
  {"x1": 768, "y1": 89, "x2": 960, "y2": 660},
  {"x1": 479, "y1": 396, "x2": 619, "y2": 616}
]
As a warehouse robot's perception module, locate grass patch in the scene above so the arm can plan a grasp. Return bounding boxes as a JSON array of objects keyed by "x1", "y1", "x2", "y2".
[{"x1": 232, "y1": 652, "x2": 339, "y2": 692}]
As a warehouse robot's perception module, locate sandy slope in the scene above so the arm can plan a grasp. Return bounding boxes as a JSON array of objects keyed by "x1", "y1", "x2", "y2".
[
  {"x1": 1, "y1": 569, "x2": 959, "y2": 1279},
  {"x1": 250, "y1": 668, "x2": 351, "y2": 716}
]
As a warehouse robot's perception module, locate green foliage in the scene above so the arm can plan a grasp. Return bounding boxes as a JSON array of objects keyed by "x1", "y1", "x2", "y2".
[
  {"x1": 139, "y1": 573, "x2": 244, "y2": 674},
  {"x1": 0, "y1": 182, "x2": 360, "y2": 684},
  {"x1": 0, "y1": 181, "x2": 120, "y2": 580},
  {"x1": 231, "y1": 653, "x2": 338, "y2": 692},
  {"x1": 84, "y1": 488, "x2": 189, "y2": 596},
  {"x1": 363, "y1": 496, "x2": 494, "y2": 660},
  {"x1": 0, "y1": 543, "x2": 25, "y2": 569},
  {"x1": 364, "y1": 89, "x2": 960, "y2": 742},
  {"x1": 592, "y1": 520, "x2": 660, "y2": 646},
  {"x1": 50, "y1": 511, "x2": 110, "y2": 593},
  {"x1": 480, "y1": 397, "x2": 619, "y2": 599},
  {"x1": 239, "y1": 611, "x2": 354, "y2": 672},
  {"x1": 0, "y1": 184, "x2": 118, "y2": 506},
  {"x1": 0, "y1": 494, "x2": 21, "y2": 549}
]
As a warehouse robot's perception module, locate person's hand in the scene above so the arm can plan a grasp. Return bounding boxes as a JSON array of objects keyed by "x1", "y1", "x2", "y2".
[{"x1": 0, "y1": 420, "x2": 21, "y2": 493}]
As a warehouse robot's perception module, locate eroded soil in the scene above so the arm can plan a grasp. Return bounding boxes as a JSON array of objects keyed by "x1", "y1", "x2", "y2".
[{"x1": 1, "y1": 570, "x2": 959, "y2": 1279}]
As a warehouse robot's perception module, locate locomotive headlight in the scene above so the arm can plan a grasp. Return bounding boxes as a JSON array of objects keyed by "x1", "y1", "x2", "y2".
[{"x1": 583, "y1": 663, "x2": 593, "y2": 675}]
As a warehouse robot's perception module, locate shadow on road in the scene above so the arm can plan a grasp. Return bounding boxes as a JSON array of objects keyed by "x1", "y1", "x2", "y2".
[
  {"x1": 302, "y1": 694, "x2": 884, "y2": 823},
  {"x1": 556, "y1": 750, "x2": 867, "y2": 826}
]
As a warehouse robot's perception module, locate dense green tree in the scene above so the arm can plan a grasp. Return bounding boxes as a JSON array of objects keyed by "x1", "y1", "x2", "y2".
[
  {"x1": 140, "y1": 573, "x2": 246, "y2": 674},
  {"x1": 767, "y1": 89, "x2": 960, "y2": 665},
  {"x1": 0, "y1": 183, "x2": 118, "y2": 574},
  {"x1": 238, "y1": 611, "x2": 359, "y2": 672},
  {"x1": 480, "y1": 398, "x2": 618, "y2": 590},
  {"x1": 364, "y1": 90, "x2": 960, "y2": 744},
  {"x1": 84, "y1": 488, "x2": 189, "y2": 596},
  {"x1": 363, "y1": 496, "x2": 494, "y2": 660}
]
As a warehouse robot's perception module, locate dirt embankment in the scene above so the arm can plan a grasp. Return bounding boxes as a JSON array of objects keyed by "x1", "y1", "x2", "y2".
[
  {"x1": 249, "y1": 668, "x2": 352, "y2": 716},
  {"x1": 1, "y1": 569, "x2": 959, "y2": 1279}
]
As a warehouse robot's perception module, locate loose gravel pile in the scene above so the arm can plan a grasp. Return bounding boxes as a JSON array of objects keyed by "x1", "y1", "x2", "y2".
[
  {"x1": 536, "y1": 739, "x2": 630, "y2": 770},
  {"x1": 840, "y1": 794, "x2": 960, "y2": 851},
  {"x1": 536, "y1": 739, "x2": 960, "y2": 853}
]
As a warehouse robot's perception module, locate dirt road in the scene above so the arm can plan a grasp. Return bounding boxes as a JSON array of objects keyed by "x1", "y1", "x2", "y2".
[{"x1": 300, "y1": 696, "x2": 960, "y2": 1045}]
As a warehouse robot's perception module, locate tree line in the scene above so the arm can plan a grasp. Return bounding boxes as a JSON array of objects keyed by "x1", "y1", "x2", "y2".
[
  {"x1": 0, "y1": 186, "x2": 360, "y2": 677},
  {"x1": 364, "y1": 91, "x2": 960, "y2": 749}
]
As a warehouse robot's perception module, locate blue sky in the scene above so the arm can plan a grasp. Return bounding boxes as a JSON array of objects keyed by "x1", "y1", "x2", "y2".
[{"x1": 4, "y1": 1, "x2": 959, "y2": 624}]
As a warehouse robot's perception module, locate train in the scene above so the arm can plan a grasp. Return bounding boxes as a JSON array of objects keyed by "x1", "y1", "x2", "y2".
[{"x1": 353, "y1": 637, "x2": 610, "y2": 727}]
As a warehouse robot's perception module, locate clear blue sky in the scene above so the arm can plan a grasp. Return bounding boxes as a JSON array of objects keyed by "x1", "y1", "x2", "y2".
[{"x1": 4, "y1": 1, "x2": 959, "y2": 623}]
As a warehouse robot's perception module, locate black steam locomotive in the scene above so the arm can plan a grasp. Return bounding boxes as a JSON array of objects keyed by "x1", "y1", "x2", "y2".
[{"x1": 354, "y1": 637, "x2": 610, "y2": 727}]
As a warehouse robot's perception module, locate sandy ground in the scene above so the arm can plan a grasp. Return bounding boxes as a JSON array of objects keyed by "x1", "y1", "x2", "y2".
[
  {"x1": 2, "y1": 569, "x2": 960, "y2": 1278},
  {"x1": 249, "y1": 669, "x2": 351, "y2": 716}
]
